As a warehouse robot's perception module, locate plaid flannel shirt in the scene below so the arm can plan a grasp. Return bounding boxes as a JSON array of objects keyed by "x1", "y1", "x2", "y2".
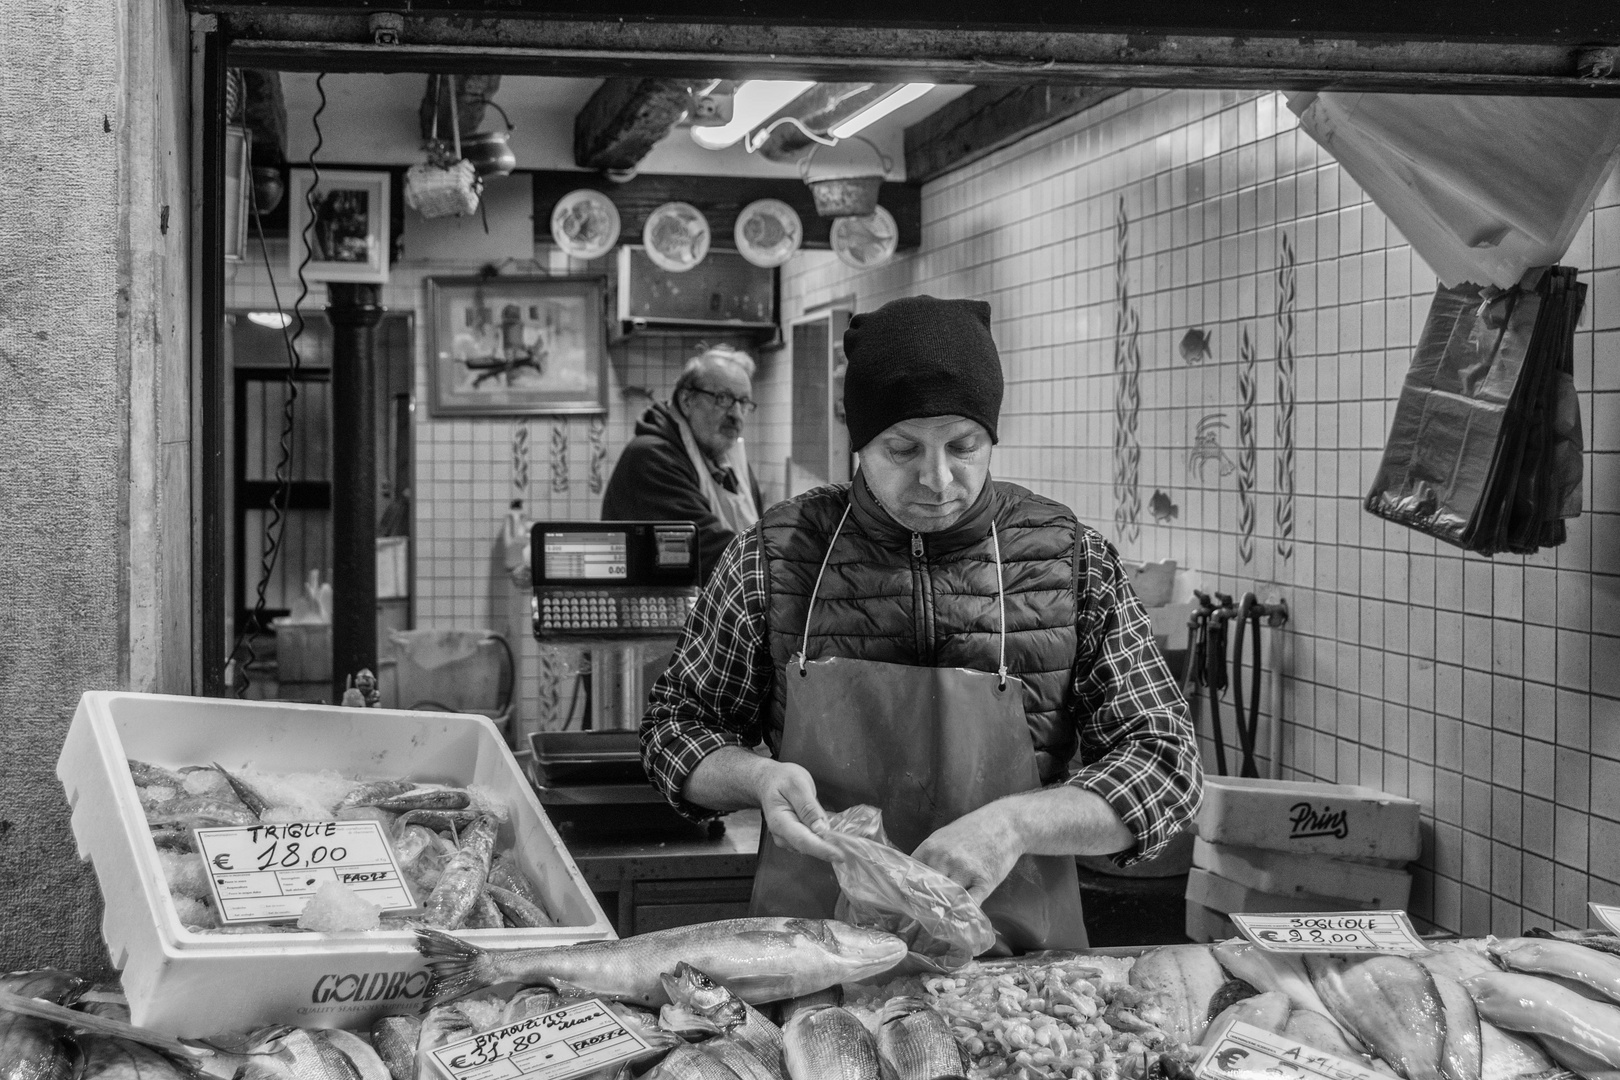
[{"x1": 639, "y1": 522, "x2": 1203, "y2": 866}]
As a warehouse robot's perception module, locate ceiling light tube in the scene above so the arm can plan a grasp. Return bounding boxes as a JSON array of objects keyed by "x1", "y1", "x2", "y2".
[
  {"x1": 828, "y1": 83, "x2": 935, "y2": 140},
  {"x1": 691, "y1": 80, "x2": 816, "y2": 149},
  {"x1": 246, "y1": 311, "x2": 293, "y2": 329}
]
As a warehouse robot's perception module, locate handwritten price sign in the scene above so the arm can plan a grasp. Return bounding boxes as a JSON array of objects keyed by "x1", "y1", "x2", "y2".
[
  {"x1": 1197, "y1": 1021, "x2": 1385, "y2": 1080},
  {"x1": 430, "y1": 1000, "x2": 650, "y2": 1080},
  {"x1": 1230, "y1": 911, "x2": 1426, "y2": 954},
  {"x1": 193, "y1": 820, "x2": 415, "y2": 924}
]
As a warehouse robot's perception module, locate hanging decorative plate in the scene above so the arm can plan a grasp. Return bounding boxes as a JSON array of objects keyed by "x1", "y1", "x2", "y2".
[
  {"x1": 830, "y1": 205, "x2": 899, "y2": 269},
  {"x1": 550, "y1": 189, "x2": 621, "y2": 260},
  {"x1": 733, "y1": 199, "x2": 803, "y2": 268},
  {"x1": 643, "y1": 201, "x2": 711, "y2": 273}
]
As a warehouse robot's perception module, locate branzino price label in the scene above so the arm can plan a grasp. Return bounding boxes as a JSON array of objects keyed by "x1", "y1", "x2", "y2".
[
  {"x1": 430, "y1": 999, "x2": 650, "y2": 1080},
  {"x1": 193, "y1": 820, "x2": 415, "y2": 925},
  {"x1": 1591, "y1": 903, "x2": 1620, "y2": 935},
  {"x1": 1230, "y1": 910, "x2": 1426, "y2": 954},
  {"x1": 1196, "y1": 1021, "x2": 1385, "y2": 1080}
]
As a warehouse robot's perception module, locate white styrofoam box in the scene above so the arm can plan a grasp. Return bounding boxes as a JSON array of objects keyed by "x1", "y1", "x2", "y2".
[
  {"x1": 1196, "y1": 777, "x2": 1422, "y2": 862},
  {"x1": 1186, "y1": 868, "x2": 1362, "y2": 917},
  {"x1": 1185, "y1": 900, "x2": 1237, "y2": 944},
  {"x1": 1192, "y1": 838, "x2": 1412, "y2": 909},
  {"x1": 57, "y1": 691, "x2": 614, "y2": 1037}
]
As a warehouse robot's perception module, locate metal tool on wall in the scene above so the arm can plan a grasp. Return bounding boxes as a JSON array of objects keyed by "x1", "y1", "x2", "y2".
[
  {"x1": 1186, "y1": 590, "x2": 1288, "y2": 778},
  {"x1": 1231, "y1": 593, "x2": 1290, "y2": 779}
]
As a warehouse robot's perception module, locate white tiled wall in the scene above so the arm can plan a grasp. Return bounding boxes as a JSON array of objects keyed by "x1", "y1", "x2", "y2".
[
  {"x1": 779, "y1": 87, "x2": 1620, "y2": 937},
  {"x1": 228, "y1": 240, "x2": 785, "y2": 734}
]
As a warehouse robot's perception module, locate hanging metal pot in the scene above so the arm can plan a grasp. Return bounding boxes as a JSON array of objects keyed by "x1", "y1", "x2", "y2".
[
  {"x1": 462, "y1": 100, "x2": 517, "y2": 178},
  {"x1": 800, "y1": 136, "x2": 893, "y2": 218}
]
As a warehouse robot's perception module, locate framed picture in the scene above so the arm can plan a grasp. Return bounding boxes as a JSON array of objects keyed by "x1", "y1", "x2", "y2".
[
  {"x1": 426, "y1": 276, "x2": 608, "y2": 416},
  {"x1": 288, "y1": 168, "x2": 391, "y2": 283}
]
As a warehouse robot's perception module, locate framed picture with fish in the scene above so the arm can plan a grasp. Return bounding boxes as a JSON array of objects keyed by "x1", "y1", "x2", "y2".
[
  {"x1": 426, "y1": 276, "x2": 609, "y2": 417},
  {"x1": 287, "y1": 169, "x2": 391, "y2": 284}
]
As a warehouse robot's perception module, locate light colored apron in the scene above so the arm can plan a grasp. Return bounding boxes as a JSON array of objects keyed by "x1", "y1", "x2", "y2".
[{"x1": 747, "y1": 505, "x2": 1089, "y2": 953}]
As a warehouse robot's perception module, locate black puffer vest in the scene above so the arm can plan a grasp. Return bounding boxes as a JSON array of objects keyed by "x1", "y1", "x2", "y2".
[{"x1": 761, "y1": 476, "x2": 1081, "y2": 782}]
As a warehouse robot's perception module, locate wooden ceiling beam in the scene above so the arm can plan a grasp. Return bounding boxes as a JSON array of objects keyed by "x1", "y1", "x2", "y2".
[
  {"x1": 574, "y1": 77, "x2": 701, "y2": 171},
  {"x1": 905, "y1": 84, "x2": 1121, "y2": 184}
]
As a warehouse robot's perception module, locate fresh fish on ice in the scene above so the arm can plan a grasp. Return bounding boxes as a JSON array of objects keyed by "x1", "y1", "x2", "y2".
[
  {"x1": 144, "y1": 798, "x2": 256, "y2": 830},
  {"x1": 416, "y1": 1005, "x2": 475, "y2": 1080},
  {"x1": 1524, "y1": 928, "x2": 1620, "y2": 958},
  {"x1": 75, "y1": 1036, "x2": 191, "y2": 1080},
  {"x1": 211, "y1": 764, "x2": 272, "y2": 818},
  {"x1": 1214, "y1": 942, "x2": 1362, "y2": 1049},
  {"x1": 1283, "y1": 1010, "x2": 1365, "y2": 1059},
  {"x1": 486, "y1": 884, "x2": 551, "y2": 928},
  {"x1": 1429, "y1": 970, "x2": 1483, "y2": 1080},
  {"x1": 875, "y1": 997, "x2": 967, "y2": 1080},
  {"x1": 1463, "y1": 970, "x2": 1620, "y2": 1076},
  {"x1": 423, "y1": 816, "x2": 498, "y2": 930},
  {"x1": 370, "y1": 1016, "x2": 420, "y2": 1080},
  {"x1": 660, "y1": 962, "x2": 783, "y2": 1066},
  {"x1": 0, "y1": 1013, "x2": 72, "y2": 1080},
  {"x1": 461, "y1": 891, "x2": 504, "y2": 930},
  {"x1": 1129, "y1": 944, "x2": 1230, "y2": 1044},
  {"x1": 783, "y1": 1006, "x2": 884, "y2": 1080},
  {"x1": 337, "y1": 780, "x2": 416, "y2": 811},
  {"x1": 367, "y1": 788, "x2": 471, "y2": 813},
  {"x1": 128, "y1": 761, "x2": 186, "y2": 789},
  {"x1": 232, "y1": 1028, "x2": 369, "y2": 1080},
  {"x1": 646, "y1": 1045, "x2": 741, "y2": 1080},
  {"x1": 1477, "y1": 1021, "x2": 1554, "y2": 1080},
  {"x1": 320, "y1": 1031, "x2": 391, "y2": 1080},
  {"x1": 1418, "y1": 943, "x2": 1497, "y2": 986},
  {"x1": 1490, "y1": 936, "x2": 1620, "y2": 1005},
  {"x1": 1204, "y1": 992, "x2": 1292, "y2": 1046},
  {"x1": 417, "y1": 919, "x2": 906, "y2": 1007},
  {"x1": 1306, "y1": 955, "x2": 1447, "y2": 1080},
  {"x1": 699, "y1": 1037, "x2": 783, "y2": 1080},
  {"x1": 397, "y1": 811, "x2": 483, "y2": 835}
]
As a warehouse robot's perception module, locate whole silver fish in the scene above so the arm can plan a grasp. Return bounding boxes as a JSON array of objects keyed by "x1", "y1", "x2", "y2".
[
  {"x1": 1306, "y1": 954, "x2": 1448, "y2": 1080},
  {"x1": 233, "y1": 1028, "x2": 362, "y2": 1080},
  {"x1": 127, "y1": 760, "x2": 186, "y2": 789},
  {"x1": 397, "y1": 810, "x2": 482, "y2": 835},
  {"x1": 462, "y1": 891, "x2": 504, "y2": 930},
  {"x1": 486, "y1": 884, "x2": 551, "y2": 928},
  {"x1": 700, "y1": 1037, "x2": 782, "y2": 1080},
  {"x1": 423, "y1": 817, "x2": 498, "y2": 930},
  {"x1": 211, "y1": 764, "x2": 271, "y2": 818},
  {"x1": 415, "y1": 1004, "x2": 473, "y2": 1067},
  {"x1": 488, "y1": 855, "x2": 543, "y2": 909},
  {"x1": 0, "y1": 971, "x2": 82, "y2": 1003},
  {"x1": 369, "y1": 1017, "x2": 420, "y2": 1080},
  {"x1": 782, "y1": 1005, "x2": 883, "y2": 1080},
  {"x1": 416, "y1": 919, "x2": 906, "y2": 1007},
  {"x1": 0, "y1": 1016, "x2": 71, "y2": 1080},
  {"x1": 75, "y1": 1036, "x2": 191, "y2": 1080},
  {"x1": 337, "y1": 779, "x2": 416, "y2": 811},
  {"x1": 647, "y1": 1045, "x2": 739, "y2": 1080},
  {"x1": 876, "y1": 997, "x2": 967, "y2": 1080},
  {"x1": 661, "y1": 963, "x2": 783, "y2": 1066},
  {"x1": 144, "y1": 797, "x2": 256, "y2": 830},
  {"x1": 368, "y1": 788, "x2": 471, "y2": 813}
]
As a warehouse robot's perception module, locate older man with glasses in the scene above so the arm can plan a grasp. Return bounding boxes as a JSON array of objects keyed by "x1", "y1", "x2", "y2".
[{"x1": 602, "y1": 345, "x2": 765, "y2": 584}]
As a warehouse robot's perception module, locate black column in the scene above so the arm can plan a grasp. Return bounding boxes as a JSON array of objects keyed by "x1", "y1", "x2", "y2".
[{"x1": 327, "y1": 283, "x2": 383, "y2": 703}]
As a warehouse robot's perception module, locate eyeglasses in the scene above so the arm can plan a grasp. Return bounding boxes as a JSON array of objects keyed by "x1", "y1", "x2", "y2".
[{"x1": 686, "y1": 387, "x2": 758, "y2": 414}]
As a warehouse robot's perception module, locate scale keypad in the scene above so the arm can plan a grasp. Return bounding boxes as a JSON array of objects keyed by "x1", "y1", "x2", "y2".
[{"x1": 537, "y1": 590, "x2": 695, "y2": 635}]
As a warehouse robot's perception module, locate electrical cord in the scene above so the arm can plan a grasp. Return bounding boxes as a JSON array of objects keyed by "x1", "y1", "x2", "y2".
[{"x1": 224, "y1": 72, "x2": 327, "y2": 697}]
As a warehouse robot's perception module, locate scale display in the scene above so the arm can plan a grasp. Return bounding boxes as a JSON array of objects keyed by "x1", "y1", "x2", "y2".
[{"x1": 543, "y1": 532, "x2": 629, "y2": 580}]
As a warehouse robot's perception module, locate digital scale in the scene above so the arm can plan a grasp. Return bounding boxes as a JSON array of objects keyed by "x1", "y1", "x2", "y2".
[
  {"x1": 527, "y1": 521, "x2": 715, "y2": 834},
  {"x1": 531, "y1": 521, "x2": 700, "y2": 640}
]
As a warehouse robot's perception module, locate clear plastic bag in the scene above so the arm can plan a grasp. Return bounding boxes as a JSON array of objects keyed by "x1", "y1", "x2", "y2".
[{"x1": 822, "y1": 804, "x2": 996, "y2": 971}]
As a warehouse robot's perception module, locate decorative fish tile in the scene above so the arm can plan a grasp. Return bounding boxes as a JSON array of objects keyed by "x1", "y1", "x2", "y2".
[
  {"x1": 1180, "y1": 328, "x2": 1212, "y2": 364},
  {"x1": 1189, "y1": 413, "x2": 1236, "y2": 483},
  {"x1": 1150, "y1": 489, "x2": 1180, "y2": 524}
]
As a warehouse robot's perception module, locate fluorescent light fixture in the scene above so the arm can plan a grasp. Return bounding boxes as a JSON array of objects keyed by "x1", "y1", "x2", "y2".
[
  {"x1": 691, "y1": 80, "x2": 815, "y2": 149},
  {"x1": 829, "y1": 83, "x2": 935, "y2": 140},
  {"x1": 247, "y1": 311, "x2": 293, "y2": 329}
]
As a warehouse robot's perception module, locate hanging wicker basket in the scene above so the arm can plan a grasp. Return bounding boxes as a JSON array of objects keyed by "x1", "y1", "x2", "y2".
[{"x1": 800, "y1": 137, "x2": 893, "y2": 219}]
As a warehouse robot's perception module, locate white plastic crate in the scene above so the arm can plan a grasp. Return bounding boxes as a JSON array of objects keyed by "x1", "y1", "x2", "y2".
[
  {"x1": 1195, "y1": 777, "x2": 1422, "y2": 862},
  {"x1": 1192, "y1": 838, "x2": 1412, "y2": 909},
  {"x1": 1186, "y1": 867, "x2": 1359, "y2": 917},
  {"x1": 57, "y1": 691, "x2": 614, "y2": 1037}
]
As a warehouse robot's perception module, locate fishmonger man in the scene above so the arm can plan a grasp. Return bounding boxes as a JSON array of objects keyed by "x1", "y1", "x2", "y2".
[{"x1": 640, "y1": 296, "x2": 1203, "y2": 951}]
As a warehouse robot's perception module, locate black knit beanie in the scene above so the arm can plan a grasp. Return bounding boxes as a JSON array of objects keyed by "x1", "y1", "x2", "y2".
[{"x1": 842, "y1": 296, "x2": 1003, "y2": 451}]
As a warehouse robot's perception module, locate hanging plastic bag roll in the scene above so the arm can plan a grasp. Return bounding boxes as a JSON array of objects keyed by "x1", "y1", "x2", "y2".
[{"x1": 820, "y1": 804, "x2": 996, "y2": 972}]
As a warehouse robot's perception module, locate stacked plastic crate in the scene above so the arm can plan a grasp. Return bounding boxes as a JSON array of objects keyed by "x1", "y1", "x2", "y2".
[{"x1": 1186, "y1": 777, "x2": 1423, "y2": 943}]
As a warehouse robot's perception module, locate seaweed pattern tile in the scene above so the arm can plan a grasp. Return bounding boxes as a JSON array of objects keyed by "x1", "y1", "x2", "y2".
[
  {"x1": 587, "y1": 415, "x2": 608, "y2": 495},
  {"x1": 1275, "y1": 233, "x2": 1298, "y2": 562},
  {"x1": 1112, "y1": 196, "x2": 1143, "y2": 546},
  {"x1": 1237, "y1": 326, "x2": 1259, "y2": 565},
  {"x1": 550, "y1": 421, "x2": 569, "y2": 495}
]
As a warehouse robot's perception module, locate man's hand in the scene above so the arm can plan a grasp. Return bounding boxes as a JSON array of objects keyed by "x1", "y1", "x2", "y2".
[
  {"x1": 753, "y1": 760, "x2": 841, "y2": 863},
  {"x1": 911, "y1": 802, "x2": 1025, "y2": 904},
  {"x1": 681, "y1": 747, "x2": 841, "y2": 862}
]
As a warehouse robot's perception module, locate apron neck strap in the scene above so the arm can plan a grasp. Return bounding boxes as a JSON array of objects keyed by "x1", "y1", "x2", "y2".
[
  {"x1": 799, "y1": 503, "x2": 853, "y2": 674},
  {"x1": 991, "y1": 521, "x2": 1007, "y2": 690}
]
